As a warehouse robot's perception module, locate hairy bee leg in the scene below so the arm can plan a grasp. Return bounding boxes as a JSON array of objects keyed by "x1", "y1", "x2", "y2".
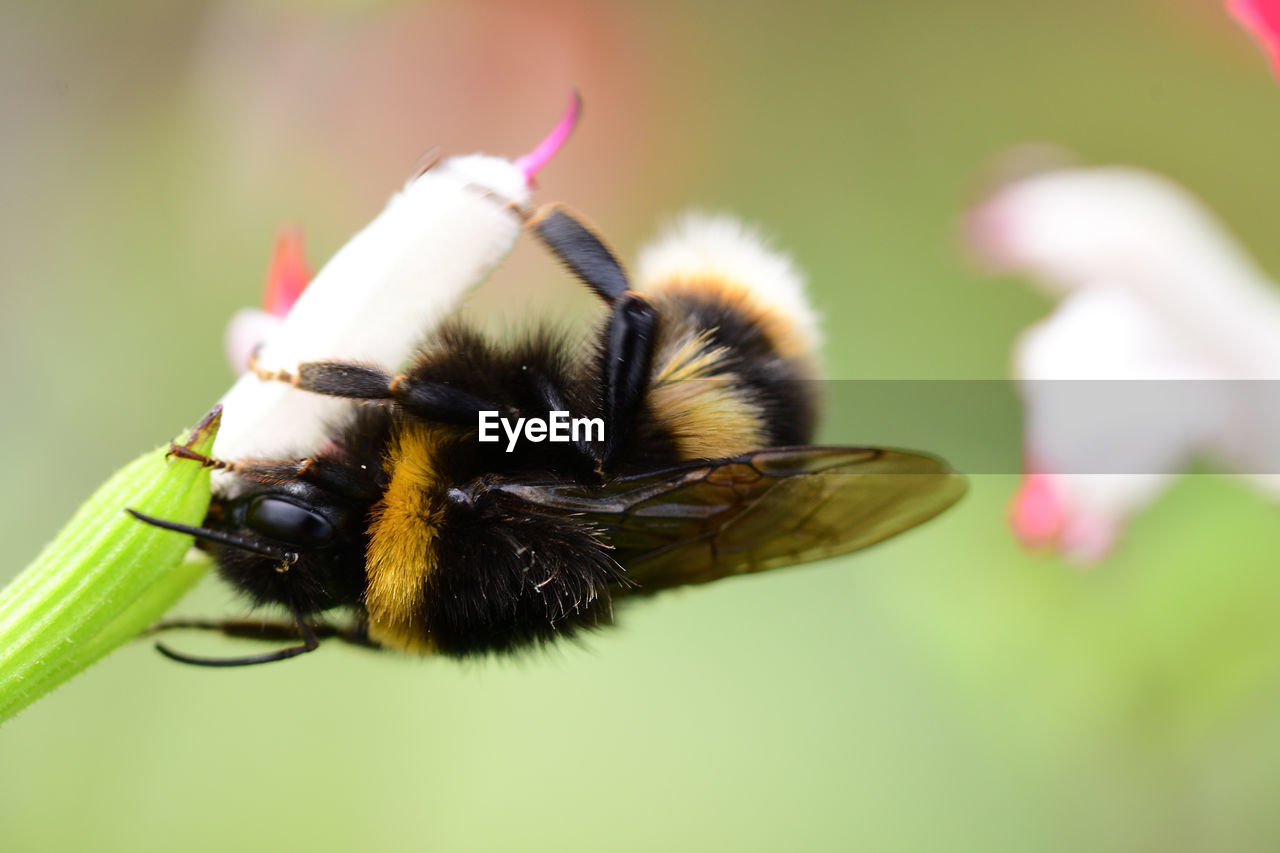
[
  {"x1": 164, "y1": 444, "x2": 347, "y2": 494},
  {"x1": 600, "y1": 293, "x2": 659, "y2": 465},
  {"x1": 165, "y1": 427, "x2": 378, "y2": 500},
  {"x1": 529, "y1": 368, "x2": 603, "y2": 473},
  {"x1": 158, "y1": 406, "x2": 229, "y2": 466},
  {"x1": 166, "y1": 442, "x2": 239, "y2": 472},
  {"x1": 249, "y1": 353, "x2": 514, "y2": 427},
  {"x1": 152, "y1": 599, "x2": 335, "y2": 667},
  {"x1": 528, "y1": 204, "x2": 631, "y2": 304},
  {"x1": 246, "y1": 349, "x2": 299, "y2": 385},
  {"x1": 527, "y1": 205, "x2": 660, "y2": 466},
  {"x1": 189, "y1": 456, "x2": 383, "y2": 502}
]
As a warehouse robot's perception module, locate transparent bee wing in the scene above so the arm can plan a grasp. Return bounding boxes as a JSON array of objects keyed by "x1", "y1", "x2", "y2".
[{"x1": 488, "y1": 447, "x2": 967, "y2": 592}]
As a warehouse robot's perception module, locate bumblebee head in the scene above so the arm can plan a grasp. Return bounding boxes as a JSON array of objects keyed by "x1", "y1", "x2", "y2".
[{"x1": 209, "y1": 484, "x2": 369, "y2": 615}]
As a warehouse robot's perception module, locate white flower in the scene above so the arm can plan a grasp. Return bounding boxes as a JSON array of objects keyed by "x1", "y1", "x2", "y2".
[
  {"x1": 213, "y1": 94, "x2": 581, "y2": 465},
  {"x1": 967, "y1": 163, "x2": 1280, "y2": 562}
]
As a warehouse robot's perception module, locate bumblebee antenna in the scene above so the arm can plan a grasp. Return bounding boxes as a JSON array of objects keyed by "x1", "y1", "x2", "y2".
[
  {"x1": 154, "y1": 596, "x2": 322, "y2": 668},
  {"x1": 126, "y1": 509, "x2": 322, "y2": 665},
  {"x1": 125, "y1": 509, "x2": 297, "y2": 563}
]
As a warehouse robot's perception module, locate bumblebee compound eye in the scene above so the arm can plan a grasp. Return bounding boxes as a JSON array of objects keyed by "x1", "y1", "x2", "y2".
[{"x1": 245, "y1": 496, "x2": 335, "y2": 547}]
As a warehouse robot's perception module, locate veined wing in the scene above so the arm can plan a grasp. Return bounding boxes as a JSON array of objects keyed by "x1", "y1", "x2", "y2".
[{"x1": 486, "y1": 447, "x2": 966, "y2": 593}]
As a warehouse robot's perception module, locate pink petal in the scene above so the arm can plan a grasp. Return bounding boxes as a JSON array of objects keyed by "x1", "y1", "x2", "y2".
[
  {"x1": 262, "y1": 225, "x2": 312, "y2": 318},
  {"x1": 1228, "y1": 0, "x2": 1280, "y2": 77},
  {"x1": 512, "y1": 90, "x2": 582, "y2": 187},
  {"x1": 1009, "y1": 470, "x2": 1127, "y2": 564},
  {"x1": 1009, "y1": 469, "x2": 1064, "y2": 548},
  {"x1": 1058, "y1": 514, "x2": 1119, "y2": 566}
]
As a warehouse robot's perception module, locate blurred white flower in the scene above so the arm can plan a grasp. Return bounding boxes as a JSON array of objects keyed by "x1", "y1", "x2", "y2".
[{"x1": 967, "y1": 164, "x2": 1280, "y2": 562}]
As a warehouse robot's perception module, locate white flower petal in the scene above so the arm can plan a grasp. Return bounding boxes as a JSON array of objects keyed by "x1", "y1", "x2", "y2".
[
  {"x1": 971, "y1": 162, "x2": 1280, "y2": 559},
  {"x1": 213, "y1": 154, "x2": 530, "y2": 464},
  {"x1": 971, "y1": 166, "x2": 1280, "y2": 378},
  {"x1": 223, "y1": 308, "x2": 284, "y2": 375}
]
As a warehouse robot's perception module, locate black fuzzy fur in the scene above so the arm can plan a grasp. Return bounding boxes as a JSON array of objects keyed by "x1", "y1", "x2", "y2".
[
  {"x1": 650, "y1": 289, "x2": 817, "y2": 447},
  {"x1": 205, "y1": 292, "x2": 816, "y2": 657}
]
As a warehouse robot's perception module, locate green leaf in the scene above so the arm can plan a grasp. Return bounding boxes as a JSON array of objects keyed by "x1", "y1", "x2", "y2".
[{"x1": 0, "y1": 409, "x2": 220, "y2": 724}]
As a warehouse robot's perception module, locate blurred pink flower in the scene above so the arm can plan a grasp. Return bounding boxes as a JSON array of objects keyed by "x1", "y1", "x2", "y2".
[
  {"x1": 1228, "y1": 0, "x2": 1280, "y2": 76},
  {"x1": 262, "y1": 226, "x2": 312, "y2": 318},
  {"x1": 968, "y1": 164, "x2": 1280, "y2": 562},
  {"x1": 191, "y1": 0, "x2": 661, "y2": 216}
]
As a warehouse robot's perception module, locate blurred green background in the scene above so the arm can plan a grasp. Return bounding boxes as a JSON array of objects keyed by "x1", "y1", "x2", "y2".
[{"x1": 5, "y1": 0, "x2": 1280, "y2": 850}]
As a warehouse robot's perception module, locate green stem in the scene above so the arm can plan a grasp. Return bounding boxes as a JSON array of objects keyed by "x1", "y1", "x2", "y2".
[{"x1": 0, "y1": 412, "x2": 219, "y2": 724}]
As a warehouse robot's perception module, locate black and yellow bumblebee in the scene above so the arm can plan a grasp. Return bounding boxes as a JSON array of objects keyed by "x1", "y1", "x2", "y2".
[{"x1": 132, "y1": 206, "x2": 966, "y2": 666}]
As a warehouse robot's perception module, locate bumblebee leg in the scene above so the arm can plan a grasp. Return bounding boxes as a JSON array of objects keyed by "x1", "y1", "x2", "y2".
[
  {"x1": 148, "y1": 618, "x2": 375, "y2": 649},
  {"x1": 148, "y1": 600, "x2": 373, "y2": 667},
  {"x1": 528, "y1": 204, "x2": 631, "y2": 304},
  {"x1": 526, "y1": 205, "x2": 660, "y2": 465},
  {"x1": 153, "y1": 629, "x2": 318, "y2": 667},
  {"x1": 600, "y1": 293, "x2": 659, "y2": 465},
  {"x1": 249, "y1": 354, "x2": 513, "y2": 426},
  {"x1": 164, "y1": 424, "x2": 381, "y2": 501},
  {"x1": 184, "y1": 456, "x2": 383, "y2": 502},
  {"x1": 528, "y1": 368, "x2": 603, "y2": 472},
  {"x1": 166, "y1": 442, "x2": 239, "y2": 471},
  {"x1": 161, "y1": 406, "x2": 235, "y2": 468}
]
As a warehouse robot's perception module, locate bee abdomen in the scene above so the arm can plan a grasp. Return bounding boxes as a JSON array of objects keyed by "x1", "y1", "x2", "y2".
[{"x1": 632, "y1": 214, "x2": 820, "y2": 459}]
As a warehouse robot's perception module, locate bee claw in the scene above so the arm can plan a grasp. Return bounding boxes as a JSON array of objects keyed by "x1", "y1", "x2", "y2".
[{"x1": 166, "y1": 442, "x2": 235, "y2": 472}]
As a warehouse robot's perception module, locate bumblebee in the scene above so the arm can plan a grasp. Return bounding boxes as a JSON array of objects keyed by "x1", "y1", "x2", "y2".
[{"x1": 132, "y1": 206, "x2": 966, "y2": 666}]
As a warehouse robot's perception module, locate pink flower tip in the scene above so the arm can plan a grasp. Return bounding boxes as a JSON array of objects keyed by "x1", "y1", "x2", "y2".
[
  {"x1": 262, "y1": 225, "x2": 312, "y2": 318},
  {"x1": 1058, "y1": 514, "x2": 1118, "y2": 566},
  {"x1": 513, "y1": 90, "x2": 582, "y2": 186},
  {"x1": 1009, "y1": 471, "x2": 1064, "y2": 548},
  {"x1": 1228, "y1": 0, "x2": 1280, "y2": 78},
  {"x1": 1010, "y1": 470, "x2": 1120, "y2": 564},
  {"x1": 963, "y1": 200, "x2": 1017, "y2": 272}
]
